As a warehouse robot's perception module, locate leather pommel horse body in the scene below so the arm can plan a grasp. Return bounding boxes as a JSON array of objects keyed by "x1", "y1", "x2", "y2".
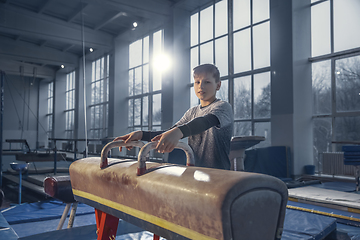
[{"x1": 69, "y1": 141, "x2": 288, "y2": 240}]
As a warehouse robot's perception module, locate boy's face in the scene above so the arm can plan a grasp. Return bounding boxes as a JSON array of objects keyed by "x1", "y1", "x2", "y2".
[{"x1": 193, "y1": 72, "x2": 221, "y2": 107}]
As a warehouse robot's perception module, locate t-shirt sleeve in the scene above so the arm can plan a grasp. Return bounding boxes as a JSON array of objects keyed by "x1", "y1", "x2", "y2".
[{"x1": 177, "y1": 114, "x2": 220, "y2": 138}]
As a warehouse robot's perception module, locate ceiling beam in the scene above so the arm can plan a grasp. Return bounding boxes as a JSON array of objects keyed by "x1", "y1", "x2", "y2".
[
  {"x1": 0, "y1": 58, "x2": 55, "y2": 79},
  {"x1": 94, "y1": 11, "x2": 126, "y2": 30},
  {"x1": 67, "y1": 2, "x2": 89, "y2": 23},
  {"x1": 0, "y1": 36, "x2": 79, "y2": 68},
  {"x1": 37, "y1": 0, "x2": 54, "y2": 14},
  {"x1": 84, "y1": 0, "x2": 171, "y2": 22},
  {"x1": 0, "y1": 4, "x2": 113, "y2": 51},
  {"x1": 62, "y1": 44, "x2": 75, "y2": 52}
]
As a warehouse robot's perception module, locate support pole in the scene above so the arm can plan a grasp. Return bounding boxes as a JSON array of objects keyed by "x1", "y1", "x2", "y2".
[
  {"x1": 67, "y1": 202, "x2": 78, "y2": 228},
  {"x1": 95, "y1": 209, "x2": 119, "y2": 240},
  {"x1": 57, "y1": 203, "x2": 71, "y2": 230}
]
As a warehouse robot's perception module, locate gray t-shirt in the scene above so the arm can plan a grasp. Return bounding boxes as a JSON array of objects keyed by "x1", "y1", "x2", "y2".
[{"x1": 175, "y1": 99, "x2": 234, "y2": 169}]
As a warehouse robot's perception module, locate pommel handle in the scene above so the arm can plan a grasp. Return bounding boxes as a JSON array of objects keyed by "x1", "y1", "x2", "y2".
[
  {"x1": 137, "y1": 141, "x2": 195, "y2": 175},
  {"x1": 100, "y1": 141, "x2": 145, "y2": 168}
]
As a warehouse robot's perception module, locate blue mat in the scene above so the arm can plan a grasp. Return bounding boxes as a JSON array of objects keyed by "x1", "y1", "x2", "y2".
[
  {"x1": 1, "y1": 200, "x2": 94, "y2": 224},
  {"x1": 282, "y1": 209, "x2": 337, "y2": 240},
  {"x1": 0, "y1": 199, "x2": 348, "y2": 240},
  {"x1": 0, "y1": 212, "x2": 18, "y2": 240}
]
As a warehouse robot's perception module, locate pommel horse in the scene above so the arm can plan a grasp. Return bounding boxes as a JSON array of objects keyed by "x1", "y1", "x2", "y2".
[{"x1": 69, "y1": 141, "x2": 288, "y2": 240}]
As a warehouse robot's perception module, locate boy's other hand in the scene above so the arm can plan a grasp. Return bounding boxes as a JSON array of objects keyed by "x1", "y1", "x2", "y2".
[
  {"x1": 113, "y1": 131, "x2": 143, "y2": 152},
  {"x1": 151, "y1": 128, "x2": 183, "y2": 153}
]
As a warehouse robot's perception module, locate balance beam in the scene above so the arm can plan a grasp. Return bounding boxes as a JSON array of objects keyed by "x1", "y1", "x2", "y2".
[{"x1": 69, "y1": 141, "x2": 288, "y2": 240}]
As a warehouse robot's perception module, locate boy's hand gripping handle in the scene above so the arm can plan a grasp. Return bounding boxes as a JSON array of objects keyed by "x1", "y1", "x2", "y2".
[{"x1": 137, "y1": 141, "x2": 195, "y2": 176}]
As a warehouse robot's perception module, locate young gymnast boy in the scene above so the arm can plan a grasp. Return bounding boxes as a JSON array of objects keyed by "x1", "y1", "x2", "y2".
[{"x1": 113, "y1": 64, "x2": 234, "y2": 170}]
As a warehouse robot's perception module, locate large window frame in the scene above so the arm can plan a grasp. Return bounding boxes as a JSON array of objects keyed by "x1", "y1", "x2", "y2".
[
  {"x1": 65, "y1": 71, "x2": 75, "y2": 139},
  {"x1": 128, "y1": 29, "x2": 164, "y2": 134},
  {"x1": 190, "y1": 0, "x2": 271, "y2": 147},
  {"x1": 46, "y1": 81, "x2": 54, "y2": 145},
  {"x1": 89, "y1": 55, "x2": 109, "y2": 140},
  {"x1": 311, "y1": 0, "x2": 360, "y2": 161}
]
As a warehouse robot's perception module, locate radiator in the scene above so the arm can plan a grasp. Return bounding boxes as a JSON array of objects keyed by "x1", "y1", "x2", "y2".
[{"x1": 322, "y1": 152, "x2": 355, "y2": 176}]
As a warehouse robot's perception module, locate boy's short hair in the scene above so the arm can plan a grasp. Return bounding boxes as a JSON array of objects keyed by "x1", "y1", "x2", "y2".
[{"x1": 193, "y1": 64, "x2": 220, "y2": 83}]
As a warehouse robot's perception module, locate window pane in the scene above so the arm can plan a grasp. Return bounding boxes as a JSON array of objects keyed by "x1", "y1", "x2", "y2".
[
  {"x1": 128, "y1": 99, "x2": 133, "y2": 127},
  {"x1": 96, "y1": 60, "x2": 101, "y2": 80},
  {"x1": 234, "y1": 76, "x2": 251, "y2": 119},
  {"x1": 129, "y1": 39, "x2": 142, "y2": 68},
  {"x1": 143, "y1": 36, "x2": 149, "y2": 63},
  {"x1": 153, "y1": 68, "x2": 162, "y2": 91},
  {"x1": 129, "y1": 69, "x2": 134, "y2": 96},
  {"x1": 96, "y1": 81, "x2": 101, "y2": 103},
  {"x1": 334, "y1": 0, "x2": 360, "y2": 52},
  {"x1": 253, "y1": 22, "x2": 270, "y2": 69},
  {"x1": 215, "y1": 0, "x2": 228, "y2": 37},
  {"x1": 92, "y1": 62, "x2": 95, "y2": 83},
  {"x1": 312, "y1": 60, "x2": 331, "y2": 115},
  {"x1": 153, "y1": 94, "x2": 162, "y2": 125},
  {"x1": 200, "y1": 5, "x2": 213, "y2": 43},
  {"x1": 313, "y1": 117, "x2": 332, "y2": 162},
  {"x1": 90, "y1": 107, "x2": 95, "y2": 129},
  {"x1": 191, "y1": 13, "x2": 199, "y2": 46},
  {"x1": 234, "y1": 121, "x2": 252, "y2": 136},
  {"x1": 254, "y1": 122, "x2": 271, "y2": 147},
  {"x1": 254, "y1": 72, "x2": 270, "y2": 118},
  {"x1": 253, "y1": 0, "x2": 269, "y2": 24},
  {"x1": 107, "y1": 55, "x2": 109, "y2": 77},
  {"x1": 95, "y1": 106, "x2": 100, "y2": 129},
  {"x1": 311, "y1": 1, "x2": 331, "y2": 57},
  {"x1": 335, "y1": 116, "x2": 360, "y2": 141},
  {"x1": 134, "y1": 98, "x2": 141, "y2": 126},
  {"x1": 217, "y1": 79, "x2": 228, "y2": 102},
  {"x1": 153, "y1": 30, "x2": 162, "y2": 57},
  {"x1": 335, "y1": 55, "x2": 360, "y2": 112},
  {"x1": 190, "y1": 86, "x2": 199, "y2": 107},
  {"x1": 215, "y1": 36, "x2": 228, "y2": 76},
  {"x1": 200, "y1": 41, "x2": 213, "y2": 64},
  {"x1": 99, "y1": 105, "x2": 103, "y2": 129},
  {"x1": 134, "y1": 67, "x2": 142, "y2": 95},
  {"x1": 143, "y1": 64, "x2": 149, "y2": 94},
  {"x1": 234, "y1": 29, "x2": 251, "y2": 73},
  {"x1": 91, "y1": 83, "x2": 95, "y2": 105},
  {"x1": 105, "y1": 104, "x2": 109, "y2": 130},
  {"x1": 106, "y1": 78, "x2": 109, "y2": 102},
  {"x1": 153, "y1": 30, "x2": 163, "y2": 92},
  {"x1": 143, "y1": 96, "x2": 148, "y2": 126},
  {"x1": 48, "y1": 115, "x2": 52, "y2": 132},
  {"x1": 233, "y1": 0, "x2": 250, "y2": 31},
  {"x1": 100, "y1": 58, "x2": 104, "y2": 79},
  {"x1": 191, "y1": 47, "x2": 199, "y2": 71},
  {"x1": 99, "y1": 80, "x2": 104, "y2": 102}
]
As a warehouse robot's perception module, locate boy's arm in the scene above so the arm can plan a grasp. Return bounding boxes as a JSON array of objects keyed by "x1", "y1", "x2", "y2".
[
  {"x1": 151, "y1": 114, "x2": 219, "y2": 153},
  {"x1": 177, "y1": 114, "x2": 220, "y2": 138}
]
